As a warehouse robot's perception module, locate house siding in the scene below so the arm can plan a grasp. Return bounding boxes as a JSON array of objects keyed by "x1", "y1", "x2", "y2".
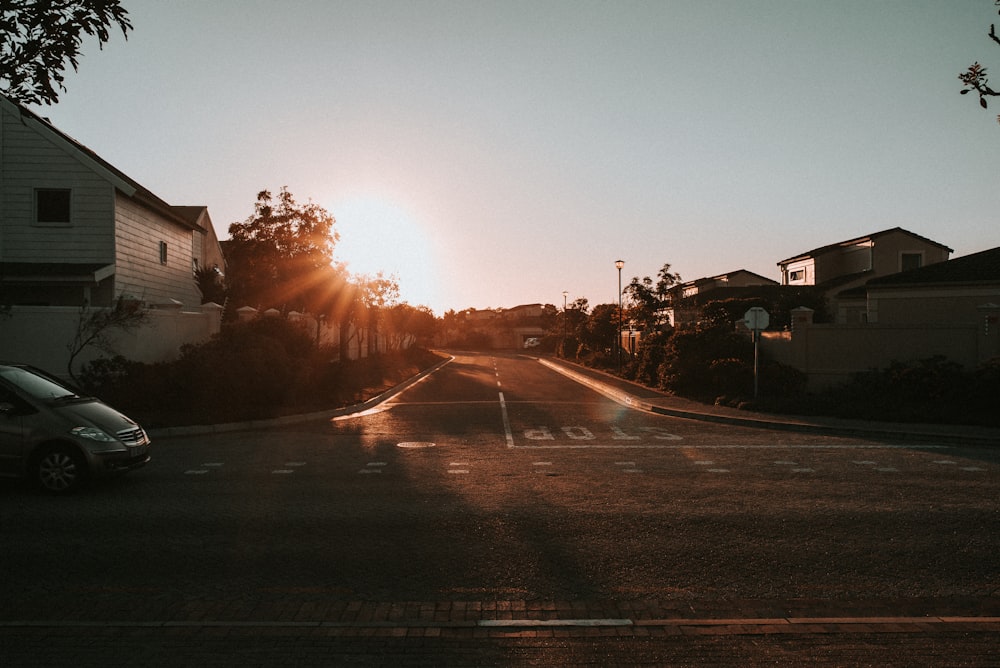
[
  {"x1": 870, "y1": 229, "x2": 949, "y2": 276},
  {"x1": 114, "y1": 193, "x2": 200, "y2": 306},
  {"x1": 0, "y1": 108, "x2": 115, "y2": 263}
]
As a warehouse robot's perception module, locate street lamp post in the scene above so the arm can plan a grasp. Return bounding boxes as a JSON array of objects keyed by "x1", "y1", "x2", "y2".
[{"x1": 615, "y1": 260, "x2": 624, "y2": 373}]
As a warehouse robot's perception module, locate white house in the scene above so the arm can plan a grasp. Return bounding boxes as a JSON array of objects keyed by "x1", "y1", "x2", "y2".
[{"x1": 0, "y1": 94, "x2": 223, "y2": 373}]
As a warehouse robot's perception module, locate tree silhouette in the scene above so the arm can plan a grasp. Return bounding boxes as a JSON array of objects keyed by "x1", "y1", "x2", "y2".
[
  {"x1": 958, "y1": 1, "x2": 1000, "y2": 124},
  {"x1": 1, "y1": 0, "x2": 132, "y2": 105},
  {"x1": 225, "y1": 187, "x2": 341, "y2": 316}
]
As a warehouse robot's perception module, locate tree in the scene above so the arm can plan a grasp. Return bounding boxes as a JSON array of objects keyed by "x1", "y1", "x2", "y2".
[
  {"x1": 225, "y1": 187, "x2": 341, "y2": 316},
  {"x1": 66, "y1": 293, "x2": 148, "y2": 383},
  {"x1": 356, "y1": 272, "x2": 400, "y2": 356},
  {"x1": 958, "y1": 1, "x2": 1000, "y2": 124},
  {"x1": 580, "y1": 303, "x2": 619, "y2": 355},
  {"x1": 384, "y1": 303, "x2": 436, "y2": 350},
  {"x1": 194, "y1": 265, "x2": 226, "y2": 305},
  {"x1": 623, "y1": 263, "x2": 682, "y2": 332},
  {"x1": 1, "y1": 0, "x2": 132, "y2": 106}
]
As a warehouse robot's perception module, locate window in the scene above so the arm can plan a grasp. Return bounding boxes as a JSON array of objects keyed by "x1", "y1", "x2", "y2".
[
  {"x1": 901, "y1": 252, "x2": 923, "y2": 272},
  {"x1": 159, "y1": 241, "x2": 168, "y2": 264},
  {"x1": 788, "y1": 269, "x2": 805, "y2": 282},
  {"x1": 35, "y1": 189, "x2": 71, "y2": 224}
]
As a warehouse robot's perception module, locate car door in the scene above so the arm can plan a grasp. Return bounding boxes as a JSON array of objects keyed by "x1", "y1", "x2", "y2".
[{"x1": 0, "y1": 384, "x2": 27, "y2": 475}]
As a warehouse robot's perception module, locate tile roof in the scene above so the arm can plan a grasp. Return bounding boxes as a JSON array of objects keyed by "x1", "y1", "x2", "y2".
[
  {"x1": 777, "y1": 227, "x2": 953, "y2": 265},
  {"x1": 867, "y1": 246, "x2": 1000, "y2": 286}
]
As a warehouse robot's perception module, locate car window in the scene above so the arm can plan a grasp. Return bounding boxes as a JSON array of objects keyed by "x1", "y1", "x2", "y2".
[{"x1": 0, "y1": 367, "x2": 78, "y2": 401}]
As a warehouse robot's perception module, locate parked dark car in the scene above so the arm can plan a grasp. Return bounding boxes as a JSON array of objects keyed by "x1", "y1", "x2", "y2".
[{"x1": 0, "y1": 363, "x2": 150, "y2": 494}]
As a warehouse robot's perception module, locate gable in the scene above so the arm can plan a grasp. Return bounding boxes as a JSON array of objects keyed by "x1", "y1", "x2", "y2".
[
  {"x1": 777, "y1": 227, "x2": 953, "y2": 267},
  {"x1": 0, "y1": 95, "x2": 198, "y2": 233}
]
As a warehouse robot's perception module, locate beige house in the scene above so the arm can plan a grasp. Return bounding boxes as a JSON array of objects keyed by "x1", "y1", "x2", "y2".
[
  {"x1": 777, "y1": 227, "x2": 952, "y2": 323},
  {"x1": 0, "y1": 94, "x2": 224, "y2": 373},
  {"x1": 670, "y1": 269, "x2": 779, "y2": 327},
  {"x1": 763, "y1": 246, "x2": 1000, "y2": 389}
]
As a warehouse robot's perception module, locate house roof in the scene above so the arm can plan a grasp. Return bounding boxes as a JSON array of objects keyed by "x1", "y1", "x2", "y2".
[
  {"x1": 866, "y1": 246, "x2": 1000, "y2": 287},
  {"x1": 170, "y1": 206, "x2": 212, "y2": 231},
  {"x1": 777, "y1": 227, "x2": 954, "y2": 266},
  {"x1": 1, "y1": 94, "x2": 200, "y2": 232},
  {"x1": 682, "y1": 269, "x2": 778, "y2": 287},
  {"x1": 0, "y1": 262, "x2": 115, "y2": 284}
]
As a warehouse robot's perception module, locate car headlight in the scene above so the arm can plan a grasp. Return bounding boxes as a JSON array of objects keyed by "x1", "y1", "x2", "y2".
[{"x1": 71, "y1": 426, "x2": 117, "y2": 442}]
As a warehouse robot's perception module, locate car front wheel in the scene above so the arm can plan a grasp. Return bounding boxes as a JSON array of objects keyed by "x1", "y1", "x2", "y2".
[{"x1": 33, "y1": 445, "x2": 86, "y2": 494}]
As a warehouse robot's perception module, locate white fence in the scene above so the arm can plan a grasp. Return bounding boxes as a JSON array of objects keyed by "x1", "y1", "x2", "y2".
[
  {"x1": 0, "y1": 303, "x2": 223, "y2": 378},
  {"x1": 0, "y1": 302, "x2": 410, "y2": 380}
]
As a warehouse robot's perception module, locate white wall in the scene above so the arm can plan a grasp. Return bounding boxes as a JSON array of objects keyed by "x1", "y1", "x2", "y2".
[{"x1": 0, "y1": 304, "x2": 221, "y2": 379}]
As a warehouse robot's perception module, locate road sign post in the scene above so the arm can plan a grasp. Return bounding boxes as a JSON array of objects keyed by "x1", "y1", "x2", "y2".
[{"x1": 743, "y1": 307, "x2": 769, "y2": 400}]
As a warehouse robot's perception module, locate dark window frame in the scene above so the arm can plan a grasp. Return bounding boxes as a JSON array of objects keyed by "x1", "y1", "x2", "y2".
[
  {"x1": 900, "y1": 252, "x2": 923, "y2": 272},
  {"x1": 34, "y1": 188, "x2": 72, "y2": 225}
]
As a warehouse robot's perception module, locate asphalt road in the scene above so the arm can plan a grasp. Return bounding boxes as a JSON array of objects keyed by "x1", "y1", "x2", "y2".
[{"x1": 1, "y1": 352, "x2": 998, "y2": 666}]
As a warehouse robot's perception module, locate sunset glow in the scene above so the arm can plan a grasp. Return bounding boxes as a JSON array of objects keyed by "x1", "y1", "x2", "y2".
[
  {"x1": 45, "y1": 2, "x2": 998, "y2": 314},
  {"x1": 331, "y1": 195, "x2": 440, "y2": 310}
]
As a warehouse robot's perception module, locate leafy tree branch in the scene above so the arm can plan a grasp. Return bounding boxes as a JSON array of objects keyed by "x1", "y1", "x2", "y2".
[
  {"x1": 67, "y1": 294, "x2": 148, "y2": 383},
  {"x1": 0, "y1": 0, "x2": 132, "y2": 106}
]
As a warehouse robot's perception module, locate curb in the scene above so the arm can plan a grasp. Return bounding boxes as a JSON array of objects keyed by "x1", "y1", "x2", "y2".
[
  {"x1": 538, "y1": 358, "x2": 1000, "y2": 446},
  {"x1": 147, "y1": 355, "x2": 454, "y2": 439}
]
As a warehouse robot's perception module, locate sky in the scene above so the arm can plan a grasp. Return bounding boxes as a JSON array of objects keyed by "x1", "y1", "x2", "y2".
[{"x1": 32, "y1": 0, "x2": 999, "y2": 315}]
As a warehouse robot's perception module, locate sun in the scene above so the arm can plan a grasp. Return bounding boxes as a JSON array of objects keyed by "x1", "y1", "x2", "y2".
[{"x1": 330, "y1": 195, "x2": 439, "y2": 310}]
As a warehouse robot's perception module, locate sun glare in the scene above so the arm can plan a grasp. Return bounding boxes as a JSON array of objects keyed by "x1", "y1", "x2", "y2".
[{"x1": 331, "y1": 196, "x2": 439, "y2": 311}]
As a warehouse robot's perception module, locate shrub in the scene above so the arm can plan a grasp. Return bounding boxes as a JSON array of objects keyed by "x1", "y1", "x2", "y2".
[
  {"x1": 77, "y1": 317, "x2": 445, "y2": 427},
  {"x1": 802, "y1": 356, "x2": 1000, "y2": 426},
  {"x1": 658, "y1": 325, "x2": 752, "y2": 398}
]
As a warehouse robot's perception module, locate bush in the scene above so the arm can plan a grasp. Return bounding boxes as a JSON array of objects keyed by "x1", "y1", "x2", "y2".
[
  {"x1": 658, "y1": 325, "x2": 752, "y2": 398},
  {"x1": 799, "y1": 356, "x2": 1000, "y2": 426},
  {"x1": 632, "y1": 330, "x2": 669, "y2": 386},
  {"x1": 78, "y1": 318, "x2": 446, "y2": 427}
]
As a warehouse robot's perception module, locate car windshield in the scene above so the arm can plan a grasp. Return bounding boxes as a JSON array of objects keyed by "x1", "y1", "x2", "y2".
[{"x1": 0, "y1": 366, "x2": 80, "y2": 402}]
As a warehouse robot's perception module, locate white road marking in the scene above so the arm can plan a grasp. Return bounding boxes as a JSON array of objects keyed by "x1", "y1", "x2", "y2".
[
  {"x1": 499, "y1": 392, "x2": 515, "y2": 448},
  {"x1": 510, "y1": 443, "x2": 949, "y2": 450},
  {"x1": 611, "y1": 426, "x2": 640, "y2": 441},
  {"x1": 479, "y1": 618, "x2": 632, "y2": 628},
  {"x1": 185, "y1": 470, "x2": 208, "y2": 475}
]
